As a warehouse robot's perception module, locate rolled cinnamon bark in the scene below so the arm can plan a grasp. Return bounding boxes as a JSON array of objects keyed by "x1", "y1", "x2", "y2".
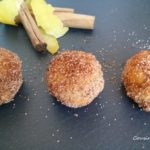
[
  {"x1": 19, "y1": 2, "x2": 47, "y2": 52},
  {"x1": 54, "y1": 7, "x2": 74, "y2": 13},
  {"x1": 54, "y1": 12, "x2": 95, "y2": 29}
]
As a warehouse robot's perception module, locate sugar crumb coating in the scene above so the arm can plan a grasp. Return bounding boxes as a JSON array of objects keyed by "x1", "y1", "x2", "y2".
[
  {"x1": 122, "y1": 50, "x2": 150, "y2": 112},
  {"x1": 0, "y1": 48, "x2": 23, "y2": 105},
  {"x1": 46, "y1": 50, "x2": 104, "y2": 108}
]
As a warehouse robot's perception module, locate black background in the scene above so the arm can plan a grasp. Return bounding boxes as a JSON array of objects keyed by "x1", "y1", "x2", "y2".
[{"x1": 0, "y1": 0, "x2": 150, "y2": 149}]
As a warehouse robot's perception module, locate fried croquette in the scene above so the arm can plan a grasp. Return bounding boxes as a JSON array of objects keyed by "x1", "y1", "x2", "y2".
[
  {"x1": 0, "y1": 48, "x2": 23, "y2": 105},
  {"x1": 122, "y1": 50, "x2": 150, "y2": 112},
  {"x1": 46, "y1": 50, "x2": 104, "y2": 108}
]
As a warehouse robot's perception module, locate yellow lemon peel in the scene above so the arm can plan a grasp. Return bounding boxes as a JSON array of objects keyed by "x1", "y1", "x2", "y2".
[
  {"x1": 41, "y1": 31, "x2": 59, "y2": 54},
  {"x1": 30, "y1": 0, "x2": 68, "y2": 38},
  {"x1": 0, "y1": 0, "x2": 23, "y2": 25}
]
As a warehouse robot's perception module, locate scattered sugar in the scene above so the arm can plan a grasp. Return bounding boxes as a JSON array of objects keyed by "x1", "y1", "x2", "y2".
[
  {"x1": 102, "y1": 116, "x2": 106, "y2": 120},
  {"x1": 114, "y1": 118, "x2": 117, "y2": 121},
  {"x1": 52, "y1": 102, "x2": 55, "y2": 106},
  {"x1": 96, "y1": 113, "x2": 99, "y2": 116},
  {"x1": 12, "y1": 103, "x2": 16, "y2": 109},
  {"x1": 56, "y1": 129, "x2": 59, "y2": 132},
  {"x1": 56, "y1": 140, "x2": 60, "y2": 143},
  {"x1": 45, "y1": 115, "x2": 48, "y2": 119},
  {"x1": 74, "y1": 113, "x2": 79, "y2": 117},
  {"x1": 26, "y1": 97, "x2": 30, "y2": 102},
  {"x1": 24, "y1": 112, "x2": 28, "y2": 116},
  {"x1": 142, "y1": 145, "x2": 145, "y2": 149},
  {"x1": 130, "y1": 117, "x2": 134, "y2": 121}
]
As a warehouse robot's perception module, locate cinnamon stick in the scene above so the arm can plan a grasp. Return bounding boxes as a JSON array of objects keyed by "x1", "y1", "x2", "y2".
[
  {"x1": 54, "y1": 7, "x2": 74, "y2": 13},
  {"x1": 54, "y1": 12, "x2": 95, "y2": 29},
  {"x1": 19, "y1": 2, "x2": 46, "y2": 52}
]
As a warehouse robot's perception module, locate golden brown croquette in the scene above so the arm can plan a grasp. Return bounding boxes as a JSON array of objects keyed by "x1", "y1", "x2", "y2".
[
  {"x1": 0, "y1": 48, "x2": 23, "y2": 105},
  {"x1": 46, "y1": 50, "x2": 104, "y2": 108},
  {"x1": 122, "y1": 50, "x2": 150, "y2": 112}
]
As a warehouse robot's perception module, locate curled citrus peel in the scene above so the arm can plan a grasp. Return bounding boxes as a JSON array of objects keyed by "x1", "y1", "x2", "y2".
[
  {"x1": 43, "y1": 34, "x2": 59, "y2": 54},
  {"x1": 40, "y1": 29, "x2": 59, "y2": 54},
  {"x1": 30, "y1": 0, "x2": 68, "y2": 38}
]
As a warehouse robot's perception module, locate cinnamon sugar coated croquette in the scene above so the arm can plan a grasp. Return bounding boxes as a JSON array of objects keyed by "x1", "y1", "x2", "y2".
[
  {"x1": 46, "y1": 50, "x2": 104, "y2": 108},
  {"x1": 0, "y1": 48, "x2": 23, "y2": 105},
  {"x1": 122, "y1": 50, "x2": 150, "y2": 112}
]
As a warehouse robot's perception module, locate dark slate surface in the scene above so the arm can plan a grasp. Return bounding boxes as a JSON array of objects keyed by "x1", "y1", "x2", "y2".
[{"x1": 0, "y1": 0, "x2": 150, "y2": 149}]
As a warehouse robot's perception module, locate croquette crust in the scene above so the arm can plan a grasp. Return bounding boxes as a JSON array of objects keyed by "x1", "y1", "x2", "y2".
[
  {"x1": 122, "y1": 50, "x2": 150, "y2": 111},
  {"x1": 0, "y1": 48, "x2": 23, "y2": 105},
  {"x1": 46, "y1": 50, "x2": 104, "y2": 108}
]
